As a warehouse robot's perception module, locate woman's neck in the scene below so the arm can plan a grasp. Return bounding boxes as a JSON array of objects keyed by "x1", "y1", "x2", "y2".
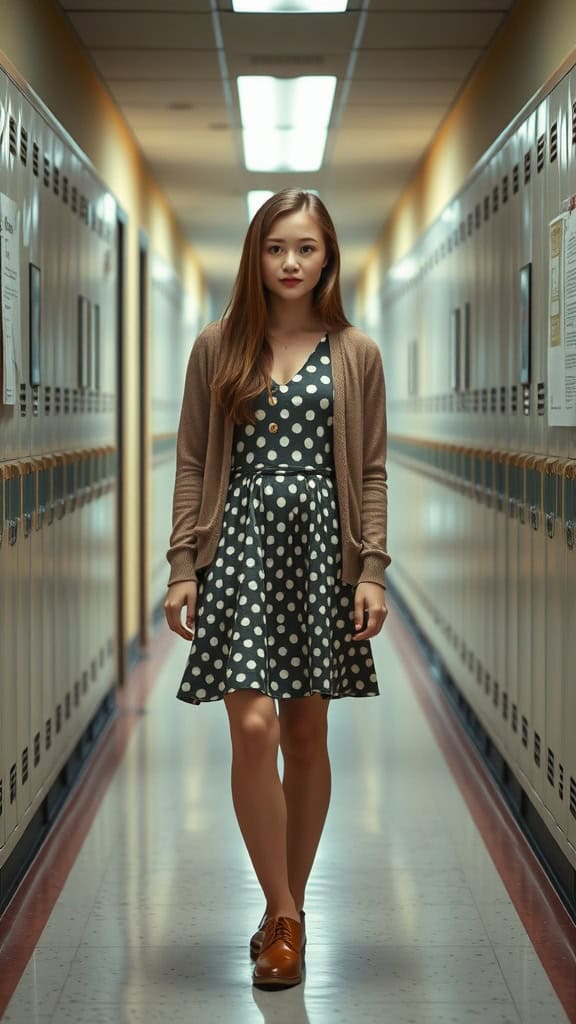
[{"x1": 266, "y1": 295, "x2": 324, "y2": 334}]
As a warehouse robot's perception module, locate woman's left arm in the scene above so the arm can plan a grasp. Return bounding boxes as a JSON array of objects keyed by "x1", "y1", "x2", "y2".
[{"x1": 353, "y1": 341, "x2": 392, "y2": 640}]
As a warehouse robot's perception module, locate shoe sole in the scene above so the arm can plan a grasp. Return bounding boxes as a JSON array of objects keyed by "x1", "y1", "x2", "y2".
[
  {"x1": 252, "y1": 950, "x2": 305, "y2": 988},
  {"x1": 252, "y1": 973, "x2": 303, "y2": 989}
]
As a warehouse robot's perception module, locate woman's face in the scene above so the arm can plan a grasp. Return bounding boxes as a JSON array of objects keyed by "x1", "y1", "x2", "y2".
[{"x1": 261, "y1": 208, "x2": 328, "y2": 302}]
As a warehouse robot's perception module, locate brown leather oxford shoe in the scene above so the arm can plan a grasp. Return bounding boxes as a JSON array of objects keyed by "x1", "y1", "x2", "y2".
[
  {"x1": 252, "y1": 915, "x2": 303, "y2": 988},
  {"x1": 250, "y1": 909, "x2": 306, "y2": 960}
]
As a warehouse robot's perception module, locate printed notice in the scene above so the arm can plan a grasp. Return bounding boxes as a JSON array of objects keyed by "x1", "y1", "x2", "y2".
[
  {"x1": 0, "y1": 193, "x2": 22, "y2": 405},
  {"x1": 548, "y1": 212, "x2": 576, "y2": 426}
]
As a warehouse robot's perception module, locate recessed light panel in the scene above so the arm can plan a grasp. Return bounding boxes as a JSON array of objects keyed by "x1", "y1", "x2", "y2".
[
  {"x1": 238, "y1": 76, "x2": 336, "y2": 171},
  {"x1": 247, "y1": 191, "x2": 275, "y2": 220},
  {"x1": 232, "y1": 1, "x2": 347, "y2": 12}
]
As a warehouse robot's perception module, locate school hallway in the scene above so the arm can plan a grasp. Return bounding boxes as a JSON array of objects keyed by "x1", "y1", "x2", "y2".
[{"x1": 0, "y1": 594, "x2": 573, "y2": 1024}]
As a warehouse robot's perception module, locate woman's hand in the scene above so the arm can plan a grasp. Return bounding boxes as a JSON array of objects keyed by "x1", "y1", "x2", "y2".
[
  {"x1": 352, "y1": 581, "x2": 388, "y2": 640},
  {"x1": 163, "y1": 581, "x2": 198, "y2": 640}
]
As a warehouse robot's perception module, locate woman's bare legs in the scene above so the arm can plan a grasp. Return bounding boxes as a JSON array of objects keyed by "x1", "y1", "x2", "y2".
[
  {"x1": 278, "y1": 694, "x2": 331, "y2": 913},
  {"x1": 223, "y1": 690, "x2": 299, "y2": 921}
]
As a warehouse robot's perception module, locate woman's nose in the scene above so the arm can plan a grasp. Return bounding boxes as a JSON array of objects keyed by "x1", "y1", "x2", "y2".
[{"x1": 282, "y1": 252, "x2": 299, "y2": 268}]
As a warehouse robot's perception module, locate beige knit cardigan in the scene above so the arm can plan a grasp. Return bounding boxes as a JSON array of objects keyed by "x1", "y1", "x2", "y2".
[{"x1": 166, "y1": 320, "x2": 391, "y2": 590}]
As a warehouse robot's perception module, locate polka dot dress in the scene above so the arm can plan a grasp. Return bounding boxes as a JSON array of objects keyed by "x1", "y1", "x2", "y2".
[{"x1": 176, "y1": 333, "x2": 380, "y2": 705}]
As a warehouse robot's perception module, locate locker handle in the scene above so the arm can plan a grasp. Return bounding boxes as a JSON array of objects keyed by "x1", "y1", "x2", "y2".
[
  {"x1": 66, "y1": 452, "x2": 78, "y2": 513},
  {"x1": 6, "y1": 465, "x2": 20, "y2": 546},
  {"x1": 20, "y1": 461, "x2": 35, "y2": 540},
  {"x1": 54, "y1": 454, "x2": 67, "y2": 520},
  {"x1": 0, "y1": 462, "x2": 7, "y2": 549}
]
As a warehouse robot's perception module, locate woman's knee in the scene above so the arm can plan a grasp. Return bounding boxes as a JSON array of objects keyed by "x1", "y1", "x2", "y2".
[
  {"x1": 225, "y1": 692, "x2": 280, "y2": 761},
  {"x1": 279, "y1": 700, "x2": 329, "y2": 761}
]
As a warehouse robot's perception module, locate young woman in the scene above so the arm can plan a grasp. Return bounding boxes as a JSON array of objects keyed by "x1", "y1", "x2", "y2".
[{"x1": 164, "y1": 188, "x2": 391, "y2": 990}]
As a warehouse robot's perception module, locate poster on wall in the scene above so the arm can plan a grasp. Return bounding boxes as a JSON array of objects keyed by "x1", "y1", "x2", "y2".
[
  {"x1": 548, "y1": 211, "x2": 576, "y2": 426},
  {"x1": 0, "y1": 192, "x2": 22, "y2": 405}
]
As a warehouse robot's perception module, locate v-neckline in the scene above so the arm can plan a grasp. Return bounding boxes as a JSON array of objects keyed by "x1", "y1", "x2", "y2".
[{"x1": 270, "y1": 333, "x2": 327, "y2": 388}]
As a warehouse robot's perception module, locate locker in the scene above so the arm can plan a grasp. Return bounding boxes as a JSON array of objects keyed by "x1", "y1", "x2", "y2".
[
  {"x1": 563, "y1": 462, "x2": 576, "y2": 852},
  {"x1": 505, "y1": 451, "x2": 522, "y2": 773},
  {"x1": 527, "y1": 455, "x2": 547, "y2": 801},
  {"x1": 1, "y1": 464, "x2": 20, "y2": 845},
  {"x1": 0, "y1": 463, "x2": 7, "y2": 848},
  {"x1": 30, "y1": 454, "x2": 50, "y2": 807},
  {"x1": 542, "y1": 457, "x2": 566, "y2": 827},
  {"x1": 16, "y1": 460, "x2": 33, "y2": 823}
]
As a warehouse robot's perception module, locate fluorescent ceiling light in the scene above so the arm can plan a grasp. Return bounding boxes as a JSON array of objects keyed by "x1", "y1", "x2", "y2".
[
  {"x1": 238, "y1": 76, "x2": 336, "y2": 171},
  {"x1": 247, "y1": 191, "x2": 275, "y2": 220},
  {"x1": 389, "y1": 258, "x2": 418, "y2": 282},
  {"x1": 233, "y1": 1, "x2": 347, "y2": 11}
]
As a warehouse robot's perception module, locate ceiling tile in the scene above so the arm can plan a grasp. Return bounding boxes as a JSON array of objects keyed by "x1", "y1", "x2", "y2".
[
  {"x1": 119, "y1": 105, "x2": 230, "y2": 130},
  {"x1": 354, "y1": 48, "x2": 483, "y2": 79},
  {"x1": 88, "y1": 49, "x2": 222, "y2": 80},
  {"x1": 330, "y1": 125, "x2": 436, "y2": 164},
  {"x1": 227, "y1": 53, "x2": 349, "y2": 77},
  {"x1": 62, "y1": 0, "x2": 210, "y2": 7},
  {"x1": 219, "y1": 11, "x2": 359, "y2": 53},
  {"x1": 368, "y1": 0, "x2": 511, "y2": 9},
  {"x1": 337, "y1": 107, "x2": 447, "y2": 132},
  {"x1": 106, "y1": 79, "x2": 226, "y2": 105},
  {"x1": 346, "y1": 78, "x2": 462, "y2": 106},
  {"x1": 131, "y1": 127, "x2": 238, "y2": 165},
  {"x1": 68, "y1": 12, "x2": 214, "y2": 49},
  {"x1": 363, "y1": 11, "x2": 505, "y2": 48}
]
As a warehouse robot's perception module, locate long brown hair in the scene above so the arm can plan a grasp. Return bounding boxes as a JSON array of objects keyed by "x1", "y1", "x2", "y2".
[{"x1": 210, "y1": 189, "x2": 352, "y2": 425}]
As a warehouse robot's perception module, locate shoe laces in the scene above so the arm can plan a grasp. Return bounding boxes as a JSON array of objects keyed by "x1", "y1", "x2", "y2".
[{"x1": 267, "y1": 916, "x2": 298, "y2": 948}]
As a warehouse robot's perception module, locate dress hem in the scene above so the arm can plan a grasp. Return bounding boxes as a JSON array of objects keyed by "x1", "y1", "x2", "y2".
[{"x1": 176, "y1": 687, "x2": 380, "y2": 706}]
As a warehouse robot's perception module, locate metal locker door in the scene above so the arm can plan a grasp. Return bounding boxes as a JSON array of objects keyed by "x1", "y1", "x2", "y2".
[
  {"x1": 0, "y1": 463, "x2": 8, "y2": 850},
  {"x1": 491, "y1": 442, "x2": 508, "y2": 751},
  {"x1": 527, "y1": 455, "x2": 546, "y2": 803},
  {"x1": 40, "y1": 453, "x2": 58, "y2": 795},
  {"x1": 562, "y1": 462, "x2": 576, "y2": 853},
  {"x1": 542, "y1": 457, "x2": 566, "y2": 828},
  {"x1": 65, "y1": 453, "x2": 82, "y2": 724},
  {"x1": 30, "y1": 455, "x2": 49, "y2": 805},
  {"x1": 94, "y1": 448, "x2": 106, "y2": 691},
  {"x1": 52, "y1": 444, "x2": 67, "y2": 763},
  {"x1": 531, "y1": 99, "x2": 549, "y2": 456},
  {"x1": 1, "y1": 464, "x2": 20, "y2": 850},
  {"x1": 517, "y1": 112, "x2": 536, "y2": 454},
  {"x1": 515, "y1": 453, "x2": 532, "y2": 786},
  {"x1": 506, "y1": 451, "x2": 522, "y2": 773},
  {"x1": 79, "y1": 448, "x2": 93, "y2": 717},
  {"x1": 16, "y1": 460, "x2": 34, "y2": 823}
]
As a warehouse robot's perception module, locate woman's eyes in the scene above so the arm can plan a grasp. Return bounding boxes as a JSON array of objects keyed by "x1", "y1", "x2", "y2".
[{"x1": 267, "y1": 245, "x2": 314, "y2": 255}]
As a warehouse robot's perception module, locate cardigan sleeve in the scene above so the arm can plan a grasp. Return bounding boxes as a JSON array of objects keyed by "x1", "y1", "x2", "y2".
[
  {"x1": 357, "y1": 340, "x2": 392, "y2": 588},
  {"x1": 165, "y1": 331, "x2": 211, "y2": 587}
]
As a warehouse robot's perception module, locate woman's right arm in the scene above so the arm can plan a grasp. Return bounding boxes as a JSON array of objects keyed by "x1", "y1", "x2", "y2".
[{"x1": 164, "y1": 331, "x2": 210, "y2": 639}]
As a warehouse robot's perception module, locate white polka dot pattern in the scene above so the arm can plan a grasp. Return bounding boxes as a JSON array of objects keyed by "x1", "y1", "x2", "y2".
[{"x1": 176, "y1": 334, "x2": 380, "y2": 705}]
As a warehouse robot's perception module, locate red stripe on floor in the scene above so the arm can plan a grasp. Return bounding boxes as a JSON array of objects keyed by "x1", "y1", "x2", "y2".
[{"x1": 389, "y1": 604, "x2": 576, "y2": 1023}]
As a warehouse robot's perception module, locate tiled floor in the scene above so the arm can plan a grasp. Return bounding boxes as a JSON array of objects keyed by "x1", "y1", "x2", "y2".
[{"x1": 0, "y1": 608, "x2": 573, "y2": 1024}]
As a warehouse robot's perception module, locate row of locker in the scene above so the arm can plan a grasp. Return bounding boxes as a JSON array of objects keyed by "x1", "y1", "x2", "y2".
[
  {"x1": 0, "y1": 447, "x2": 118, "y2": 536},
  {"x1": 388, "y1": 437, "x2": 576, "y2": 545},
  {"x1": 372, "y1": 65, "x2": 576, "y2": 461},
  {"x1": 0, "y1": 448, "x2": 117, "y2": 860},
  {"x1": 1, "y1": 63, "x2": 118, "y2": 458},
  {"x1": 387, "y1": 451, "x2": 576, "y2": 864}
]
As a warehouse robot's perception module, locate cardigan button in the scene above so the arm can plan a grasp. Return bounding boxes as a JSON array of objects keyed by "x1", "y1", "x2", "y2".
[{"x1": 269, "y1": 422, "x2": 279, "y2": 433}]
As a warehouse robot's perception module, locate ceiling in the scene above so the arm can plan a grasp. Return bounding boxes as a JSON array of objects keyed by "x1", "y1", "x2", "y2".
[{"x1": 58, "y1": 0, "x2": 516, "y2": 311}]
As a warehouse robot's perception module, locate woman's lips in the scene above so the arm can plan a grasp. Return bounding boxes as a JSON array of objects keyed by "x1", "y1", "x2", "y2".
[{"x1": 280, "y1": 279, "x2": 302, "y2": 287}]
